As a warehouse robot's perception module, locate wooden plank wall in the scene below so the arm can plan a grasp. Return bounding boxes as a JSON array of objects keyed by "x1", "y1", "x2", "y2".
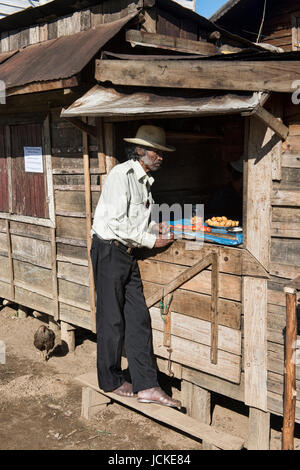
[
  {"x1": 51, "y1": 110, "x2": 100, "y2": 329},
  {"x1": 0, "y1": 104, "x2": 107, "y2": 330},
  {"x1": 261, "y1": 0, "x2": 300, "y2": 51},
  {"x1": 138, "y1": 242, "x2": 242, "y2": 384},
  {"x1": 267, "y1": 94, "x2": 300, "y2": 421},
  {"x1": 0, "y1": 1, "x2": 141, "y2": 52}
]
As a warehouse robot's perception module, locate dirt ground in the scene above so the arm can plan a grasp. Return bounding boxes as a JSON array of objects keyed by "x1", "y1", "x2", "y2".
[{"x1": 0, "y1": 303, "x2": 300, "y2": 451}]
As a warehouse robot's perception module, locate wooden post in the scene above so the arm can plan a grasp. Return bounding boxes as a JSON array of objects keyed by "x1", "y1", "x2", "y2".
[
  {"x1": 96, "y1": 118, "x2": 107, "y2": 181},
  {"x1": 248, "y1": 408, "x2": 270, "y2": 450},
  {"x1": 104, "y1": 122, "x2": 118, "y2": 174},
  {"x1": 48, "y1": 316, "x2": 60, "y2": 333},
  {"x1": 60, "y1": 321, "x2": 76, "y2": 353},
  {"x1": 6, "y1": 219, "x2": 14, "y2": 301},
  {"x1": 282, "y1": 286, "x2": 297, "y2": 450},
  {"x1": 81, "y1": 386, "x2": 111, "y2": 420},
  {"x1": 18, "y1": 305, "x2": 29, "y2": 319},
  {"x1": 50, "y1": 227, "x2": 59, "y2": 321},
  {"x1": 82, "y1": 123, "x2": 97, "y2": 334},
  {"x1": 181, "y1": 380, "x2": 217, "y2": 450}
]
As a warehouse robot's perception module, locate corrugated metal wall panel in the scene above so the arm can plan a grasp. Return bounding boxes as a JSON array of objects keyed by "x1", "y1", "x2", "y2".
[
  {"x1": 0, "y1": 1, "x2": 52, "y2": 18},
  {"x1": 0, "y1": 126, "x2": 8, "y2": 212},
  {"x1": 11, "y1": 123, "x2": 47, "y2": 218}
]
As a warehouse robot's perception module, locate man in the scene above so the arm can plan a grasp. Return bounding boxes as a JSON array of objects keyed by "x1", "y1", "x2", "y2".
[{"x1": 90, "y1": 125, "x2": 181, "y2": 408}]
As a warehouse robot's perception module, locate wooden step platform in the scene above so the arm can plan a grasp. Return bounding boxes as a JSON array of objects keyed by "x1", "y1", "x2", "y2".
[{"x1": 75, "y1": 372, "x2": 245, "y2": 450}]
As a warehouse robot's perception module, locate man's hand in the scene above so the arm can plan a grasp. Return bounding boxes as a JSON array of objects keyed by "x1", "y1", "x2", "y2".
[
  {"x1": 154, "y1": 232, "x2": 174, "y2": 248},
  {"x1": 159, "y1": 221, "x2": 170, "y2": 235},
  {"x1": 152, "y1": 221, "x2": 170, "y2": 235}
]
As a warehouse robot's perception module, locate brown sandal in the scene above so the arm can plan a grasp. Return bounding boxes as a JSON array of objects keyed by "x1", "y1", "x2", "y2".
[
  {"x1": 112, "y1": 381, "x2": 136, "y2": 397},
  {"x1": 137, "y1": 387, "x2": 181, "y2": 409}
]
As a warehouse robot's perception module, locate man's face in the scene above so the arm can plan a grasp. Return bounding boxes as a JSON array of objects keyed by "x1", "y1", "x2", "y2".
[{"x1": 137, "y1": 146, "x2": 165, "y2": 172}]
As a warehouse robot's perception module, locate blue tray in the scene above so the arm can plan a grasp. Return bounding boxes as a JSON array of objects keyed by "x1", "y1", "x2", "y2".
[{"x1": 169, "y1": 219, "x2": 243, "y2": 246}]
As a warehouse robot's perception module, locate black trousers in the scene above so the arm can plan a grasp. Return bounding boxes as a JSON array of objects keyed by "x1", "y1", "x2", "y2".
[{"x1": 90, "y1": 235, "x2": 159, "y2": 393}]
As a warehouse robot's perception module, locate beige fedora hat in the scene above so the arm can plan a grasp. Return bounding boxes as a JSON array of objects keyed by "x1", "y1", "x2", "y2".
[{"x1": 124, "y1": 125, "x2": 175, "y2": 152}]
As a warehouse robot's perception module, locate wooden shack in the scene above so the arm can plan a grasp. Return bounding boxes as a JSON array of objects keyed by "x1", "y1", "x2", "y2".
[
  {"x1": 0, "y1": 0, "x2": 299, "y2": 450},
  {"x1": 211, "y1": 0, "x2": 300, "y2": 52}
]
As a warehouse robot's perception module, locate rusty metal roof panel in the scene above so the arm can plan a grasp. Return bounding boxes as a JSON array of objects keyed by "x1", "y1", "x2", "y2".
[
  {"x1": 0, "y1": 50, "x2": 18, "y2": 64},
  {"x1": 0, "y1": 12, "x2": 137, "y2": 89},
  {"x1": 61, "y1": 84, "x2": 264, "y2": 118}
]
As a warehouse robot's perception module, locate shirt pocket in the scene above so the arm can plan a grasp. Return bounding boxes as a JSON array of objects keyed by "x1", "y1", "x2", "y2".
[{"x1": 129, "y1": 200, "x2": 143, "y2": 219}]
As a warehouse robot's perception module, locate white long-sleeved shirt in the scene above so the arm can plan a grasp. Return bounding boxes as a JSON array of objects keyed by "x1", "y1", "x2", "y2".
[{"x1": 91, "y1": 159, "x2": 157, "y2": 249}]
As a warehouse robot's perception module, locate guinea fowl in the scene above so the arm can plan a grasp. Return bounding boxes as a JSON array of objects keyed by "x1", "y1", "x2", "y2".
[{"x1": 34, "y1": 325, "x2": 55, "y2": 361}]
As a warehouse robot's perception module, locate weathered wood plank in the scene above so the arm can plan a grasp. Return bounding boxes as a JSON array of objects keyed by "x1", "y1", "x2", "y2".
[
  {"x1": 13, "y1": 260, "x2": 52, "y2": 294},
  {"x1": 76, "y1": 372, "x2": 244, "y2": 449},
  {"x1": 270, "y1": 263, "x2": 300, "y2": 279},
  {"x1": 282, "y1": 153, "x2": 300, "y2": 168},
  {"x1": 243, "y1": 277, "x2": 268, "y2": 411},
  {"x1": 0, "y1": 232, "x2": 7, "y2": 253},
  {"x1": 272, "y1": 221, "x2": 300, "y2": 238},
  {"x1": 245, "y1": 116, "x2": 272, "y2": 270},
  {"x1": 14, "y1": 285, "x2": 54, "y2": 315},
  {"x1": 248, "y1": 409, "x2": 270, "y2": 450},
  {"x1": 0, "y1": 279, "x2": 12, "y2": 300},
  {"x1": 59, "y1": 302, "x2": 92, "y2": 330},
  {"x1": 57, "y1": 261, "x2": 89, "y2": 287},
  {"x1": 271, "y1": 238, "x2": 300, "y2": 267},
  {"x1": 56, "y1": 216, "x2": 87, "y2": 240},
  {"x1": 0, "y1": 255, "x2": 9, "y2": 282},
  {"x1": 268, "y1": 391, "x2": 300, "y2": 422},
  {"x1": 272, "y1": 206, "x2": 300, "y2": 223},
  {"x1": 152, "y1": 330, "x2": 241, "y2": 384},
  {"x1": 253, "y1": 106, "x2": 289, "y2": 140},
  {"x1": 126, "y1": 29, "x2": 217, "y2": 55},
  {"x1": 95, "y1": 59, "x2": 300, "y2": 92},
  {"x1": 11, "y1": 235, "x2": 52, "y2": 269},
  {"x1": 58, "y1": 279, "x2": 90, "y2": 306},
  {"x1": 271, "y1": 189, "x2": 300, "y2": 206},
  {"x1": 138, "y1": 258, "x2": 241, "y2": 301},
  {"x1": 9, "y1": 221, "x2": 51, "y2": 241},
  {"x1": 144, "y1": 280, "x2": 241, "y2": 330},
  {"x1": 150, "y1": 307, "x2": 241, "y2": 356},
  {"x1": 182, "y1": 367, "x2": 244, "y2": 402},
  {"x1": 56, "y1": 242, "x2": 88, "y2": 265},
  {"x1": 145, "y1": 253, "x2": 214, "y2": 309}
]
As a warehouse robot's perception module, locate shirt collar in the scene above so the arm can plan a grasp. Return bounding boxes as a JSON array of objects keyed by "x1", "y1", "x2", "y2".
[{"x1": 131, "y1": 160, "x2": 155, "y2": 186}]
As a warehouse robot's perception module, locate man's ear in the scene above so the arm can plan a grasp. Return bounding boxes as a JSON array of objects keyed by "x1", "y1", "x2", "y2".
[{"x1": 136, "y1": 146, "x2": 143, "y2": 156}]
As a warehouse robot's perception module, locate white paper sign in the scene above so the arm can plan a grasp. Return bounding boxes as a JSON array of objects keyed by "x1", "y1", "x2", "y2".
[{"x1": 24, "y1": 146, "x2": 43, "y2": 173}]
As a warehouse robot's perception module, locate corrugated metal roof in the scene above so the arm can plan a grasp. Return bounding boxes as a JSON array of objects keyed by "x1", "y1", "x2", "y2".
[
  {"x1": 0, "y1": 12, "x2": 137, "y2": 90},
  {"x1": 0, "y1": 1, "x2": 52, "y2": 19},
  {"x1": 61, "y1": 84, "x2": 264, "y2": 118}
]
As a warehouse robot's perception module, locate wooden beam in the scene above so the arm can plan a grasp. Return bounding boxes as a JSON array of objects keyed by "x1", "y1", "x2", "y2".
[
  {"x1": 248, "y1": 409, "x2": 270, "y2": 450},
  {"x1": 95, "y1": 59, "x2": 300, "y2": 93},
  {"x1": 82, "y1": 124, "x2": 97, "y2": 334},
  {"x1": 96, "y1": 118, "x2": 107, "y2": 176},
  {"x1": 253, "y1": 106, "x2": 289, "y2": 140},
  {"x1": 7, "y1": 77, "x2": 79, "y2": 97},
  {"x1": 65, "y1": 116, "x2": 97, "y2": 139},
  {"x1": 126, "y1": 29, "x2": 217, "y2": 55}
]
